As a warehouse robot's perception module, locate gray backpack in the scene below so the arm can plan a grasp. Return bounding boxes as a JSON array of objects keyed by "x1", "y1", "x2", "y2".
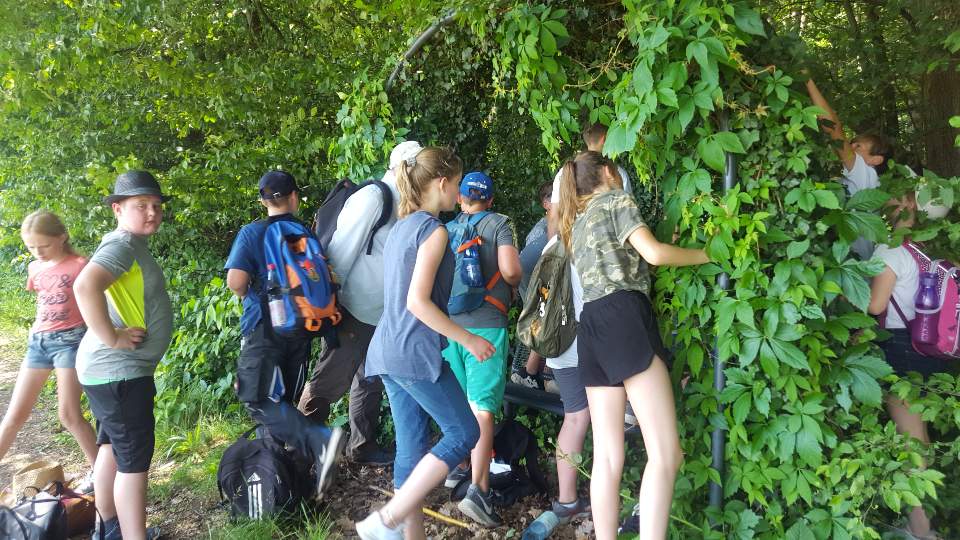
[{"x1": 517, "y1": 240, "x2": 577, "y2": 358}]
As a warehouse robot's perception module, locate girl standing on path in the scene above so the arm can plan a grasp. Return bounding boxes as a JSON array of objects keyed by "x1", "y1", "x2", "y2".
[
  {"x1": 557, "y1": 151, "x2": 710, "y2": 539},
  {"x1": 356, "y1": 146, "x2": 492, "y2": 540},
  {"x1": 0, "y1": 211, "x2": 98, "y2": 482}
]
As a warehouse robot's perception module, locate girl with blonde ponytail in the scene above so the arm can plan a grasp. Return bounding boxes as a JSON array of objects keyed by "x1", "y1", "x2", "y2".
[
  {"x1": 0, "y1": 211, "x2": 98, "y2": 485},
  {"x1": 357, "y1": 147, "x2": 497, "y2": 540},
  {"x1": 557, "y1": 150, "x2": 709, "y2": 539}
]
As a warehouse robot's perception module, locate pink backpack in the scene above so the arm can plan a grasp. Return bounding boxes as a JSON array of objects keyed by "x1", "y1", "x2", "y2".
[{"x1": 887, "y1": 241, "x2": 960, "y2": 360}]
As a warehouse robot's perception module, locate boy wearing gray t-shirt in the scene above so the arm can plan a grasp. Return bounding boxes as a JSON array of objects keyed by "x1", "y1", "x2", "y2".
[{"x1": 74, "y1": 171, "x2": 172, "y2": 540}]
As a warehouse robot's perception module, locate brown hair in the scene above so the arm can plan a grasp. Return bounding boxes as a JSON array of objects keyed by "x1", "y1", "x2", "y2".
[
  {"x1": 557, "y1": 151, "x2": 621, "y2": 249},
  {"x1": 395, "y1": 147, "x2": 463, "y2": 218},
  {"x1": 853, "y1": 132, "x2": 894, "y2": 174},
  {"x1": 20, "y1": 210, "x2": 78, "y2": 256},
  {"x1": 582, "y1": 122, "x2": 608, "y2": 149},
  {"x1": 537, "y1": 180, "x2": 553, "y2": 203}
]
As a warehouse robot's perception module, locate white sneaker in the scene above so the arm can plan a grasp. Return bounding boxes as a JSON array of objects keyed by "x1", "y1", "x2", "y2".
[{"x1": 356, "y1": 511, "x2": 404, "y2": 540}]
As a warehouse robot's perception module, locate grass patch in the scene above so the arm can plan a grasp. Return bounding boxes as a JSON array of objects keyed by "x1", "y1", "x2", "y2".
[{"x1": 208, "y1": 506, "x2": 332, "y2": 540}]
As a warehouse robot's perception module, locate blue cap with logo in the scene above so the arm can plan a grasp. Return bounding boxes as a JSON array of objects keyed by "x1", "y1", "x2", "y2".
[{"x1": 459, "y1": 171, "x2": 494, "y2": 201}]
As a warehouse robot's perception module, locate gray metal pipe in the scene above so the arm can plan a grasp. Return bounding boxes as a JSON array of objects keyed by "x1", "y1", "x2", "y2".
[
  {"x1": 385, "y1": 10, "x2": 458, "y2": 92},
  {"x1": 709, "y1": 114, "x2": 737, "y2": 514}
]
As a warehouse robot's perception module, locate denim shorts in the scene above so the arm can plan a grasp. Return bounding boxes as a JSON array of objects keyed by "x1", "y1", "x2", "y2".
[{"x1": 24, "y1": 326, "x2": 86, "y2": 369}]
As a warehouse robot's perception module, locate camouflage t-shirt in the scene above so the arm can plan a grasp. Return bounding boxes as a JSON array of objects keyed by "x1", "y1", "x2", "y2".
[{"x1": 570, "y1": 189, "x2": 651, "y2": 303}]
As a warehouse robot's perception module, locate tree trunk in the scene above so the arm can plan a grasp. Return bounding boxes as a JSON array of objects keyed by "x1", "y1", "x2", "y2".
[
  {"x1": 864, "y1": 4, "x2": 900, "y2": 141},
  {"x1": 921, "y1": 59, "x2": 960, "y2": 176}
]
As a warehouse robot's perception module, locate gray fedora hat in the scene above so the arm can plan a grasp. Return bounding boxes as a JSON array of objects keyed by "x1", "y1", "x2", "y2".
[{"x1": 103, "y1": 170, "x2": 170, "y2": 205}]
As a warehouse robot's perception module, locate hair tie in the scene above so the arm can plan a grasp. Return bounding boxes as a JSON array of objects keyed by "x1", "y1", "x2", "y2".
[{"x1": 405, "y1": 152, "x2": 419, "y2": 167}]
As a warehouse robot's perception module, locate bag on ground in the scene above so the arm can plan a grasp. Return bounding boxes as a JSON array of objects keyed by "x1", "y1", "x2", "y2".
[
  {"x1": 516, "y1": 240, "x2": 577, "y2": 358},
  {"x1": 450, "y1": 419, "x2": 547, "y2": 507},
  {"x1": 217, "y1": 428, "x2": 313, "y2": 519},
  {"x1": 0, "y1": 481, "x2": 74, "y2": 540}
]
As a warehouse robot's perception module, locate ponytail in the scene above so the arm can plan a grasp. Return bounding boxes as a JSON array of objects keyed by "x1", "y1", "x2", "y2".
[
  {"x1": 395, "y1": 146, "x2": 463, "y2": 218},
  {"x1": 557, "y1": 151, "x2": 616, "y2": 249},
  {"x1": 558, "y1": 162, "x2": 579, "y2": 251}
]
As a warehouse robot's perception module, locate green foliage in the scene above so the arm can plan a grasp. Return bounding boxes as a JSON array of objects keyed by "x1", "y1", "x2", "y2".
[{"x1": 1, "y1": 0, "x2": 958, "y2": 537}]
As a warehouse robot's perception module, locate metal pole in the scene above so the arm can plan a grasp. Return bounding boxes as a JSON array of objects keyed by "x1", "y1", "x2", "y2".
[{"x1": 709, "y1": 113, "x2": 737, "y2": 513}]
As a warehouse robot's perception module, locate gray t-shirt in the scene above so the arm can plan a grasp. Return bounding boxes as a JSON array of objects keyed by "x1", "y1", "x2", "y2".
[
  {"x1": 365, "y1": 211, "x2": 455, "y2": 382},
  {"x1": 77, "y1": 229, "x2": 173, "y2": 384},
  {"x1": 450, "y1": 212, "x2": 515, "y2": 329}
]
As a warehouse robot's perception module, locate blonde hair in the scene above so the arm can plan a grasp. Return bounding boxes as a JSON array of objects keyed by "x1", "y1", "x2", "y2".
[
  {"x1": 395, "y1": 146, "x2": 463, "y2": 218},
  {"x1": 20, "y1": 210, "x2": 77, "y2": 256}
]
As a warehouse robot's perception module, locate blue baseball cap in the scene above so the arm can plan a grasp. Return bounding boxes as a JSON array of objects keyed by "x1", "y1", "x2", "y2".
[{"x1": 460, "y1": 171, "x2": 494, "y2": 200}]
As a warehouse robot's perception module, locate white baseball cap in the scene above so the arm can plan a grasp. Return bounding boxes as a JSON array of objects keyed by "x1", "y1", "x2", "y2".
[{"x1": 389, "y1": 141, "x2": 423, "y2": 170}]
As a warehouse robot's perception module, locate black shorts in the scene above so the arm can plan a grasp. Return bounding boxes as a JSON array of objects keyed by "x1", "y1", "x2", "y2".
[
  {"x1": 577, "y1": 290, "x2": 670, "y2": 387},
  {"x1": 83, "y1": 376, "x2": 156, "y2": 473},
  {"x1": 880, "y1": 329, "x2": 953, "y2": 379}
]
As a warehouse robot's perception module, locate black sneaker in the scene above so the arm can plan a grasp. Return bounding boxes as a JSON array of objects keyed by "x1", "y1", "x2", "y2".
[
  {"x1": 315, "y1": 426, "x2": 346, "y2": 501},
  {"x1": 618, "y1": 503, "x2": 640, "y2": 535},
  {"x1": 510, "y1": 367, "x2": 543, "y2": 390},
  {"x1": 444, "y1": 464, "x2": 470, "y2": 488},
  {"x1": 457, "y1": 483, "x2": 503, "y2": 528},
  {"x1": 552, "y1": 497, "x2": 590, "y2": 524},
  {"x1": 353, "y1": 447, "x2": 395, "y2": 467}
]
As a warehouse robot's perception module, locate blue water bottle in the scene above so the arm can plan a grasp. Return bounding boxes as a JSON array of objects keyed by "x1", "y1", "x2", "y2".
[
  {"x1": 462, "y1": 244, "x2": 485, "y2": 288},
  {"x1": 522, "y1": 510, "x2": 560, "y2": 540}
]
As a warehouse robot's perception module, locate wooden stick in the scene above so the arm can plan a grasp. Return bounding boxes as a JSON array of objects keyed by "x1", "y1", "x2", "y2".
[{"x1": 367, "y1": 485, "x2": 470, "y2": 529}]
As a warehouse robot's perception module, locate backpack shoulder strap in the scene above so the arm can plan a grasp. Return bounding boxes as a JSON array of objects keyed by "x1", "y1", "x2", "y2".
[
  {"x1": 889, "y1": 297, "x2": 912, "y2": 328},
  {"x1": 364, "y1": 180, "x2": 394, "y2": 256},
  {"x1": 467, "y1": 210, "x2": 491, "y2": 226}
]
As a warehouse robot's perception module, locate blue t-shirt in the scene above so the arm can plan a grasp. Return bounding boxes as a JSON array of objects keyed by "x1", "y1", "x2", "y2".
[
  {"x1": 224, "y1": 214, "x2": 299, "y2": 336},
  {"x1": 365, "y1": 211, "x2": 455, "y2": 382}
]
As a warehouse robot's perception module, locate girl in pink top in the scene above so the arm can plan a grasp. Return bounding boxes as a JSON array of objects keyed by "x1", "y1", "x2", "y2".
[{"x1": 0, "y1": 211, "x2": 98, "y2": 485}]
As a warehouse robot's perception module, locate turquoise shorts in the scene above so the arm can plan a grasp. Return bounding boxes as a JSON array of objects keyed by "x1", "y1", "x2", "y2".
[{"x1": 442, "y1": 327, "x2": 510, "y2": 413}]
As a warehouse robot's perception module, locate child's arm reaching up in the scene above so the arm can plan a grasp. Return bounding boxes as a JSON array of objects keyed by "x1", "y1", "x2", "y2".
[
  {"x1": 805, "y1": 78, "x2": 856, "y2": 171},
  {"x1": 627, "y1": 226, "x2": 709, "y2": 267}
]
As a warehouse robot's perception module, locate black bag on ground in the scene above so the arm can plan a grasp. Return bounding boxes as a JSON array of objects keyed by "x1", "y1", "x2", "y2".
[
  {"x1": 450, "y1": 418, "x2": 548, "y2": 507},
  {"x1": 313, "y1": 179, "x2": 393, "y2": 252},
  {"x1": 0, "y1": 488, "x2": 68, "y2": 540},
  {"x1": 217, "y1": 427, "x2": 313, "y2": 519}
]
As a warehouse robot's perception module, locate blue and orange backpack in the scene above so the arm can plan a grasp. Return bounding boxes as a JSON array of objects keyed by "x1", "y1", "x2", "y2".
[{"x1": 262, "y1": 219, "x2": 341, "y2": 338}]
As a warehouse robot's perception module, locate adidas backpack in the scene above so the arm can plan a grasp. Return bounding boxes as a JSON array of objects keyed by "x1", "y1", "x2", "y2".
[
  {"x1": 517, "y1": 239, "x2": 577, "y2": 358},
  {"x1": 312, "y1": 179, "x2": 393, "y2": 252},
  {"x1": 217, "y1": 428, "x2": 312, "y2": 519},
  {"x1": 263, "y1": 219, "x2": 342, "y2": 338},
  {"x1": 446, "y1": 211, "x2": 507, "y2": 316},
  {"x1": 886, "y1": 241, "x2": 959, "y2": 360}
]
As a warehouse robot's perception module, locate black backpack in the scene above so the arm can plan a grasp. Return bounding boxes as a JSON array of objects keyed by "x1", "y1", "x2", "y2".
[
  {"x1": 313, "y1": 179, "x2": 393, "y2": 253},
  {"x1": 450, "y1": 419, "x2": 548, "y2": 507},
  {"x1": 217, "y1": 428, "x2": 313, "y2": 519}
]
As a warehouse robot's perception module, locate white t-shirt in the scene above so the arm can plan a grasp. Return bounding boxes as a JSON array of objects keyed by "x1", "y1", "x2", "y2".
[
  {"x1": 873, "y1": 244, "x2": 918, "y2": 329},
  {"x1": 842, "y1": 153, "x2": 879, "y2": 194},
  {"x1": 551, "y1": 164, "x2": 632, "y2": 204},
  {"x1": 844, "y1": 154, "x2": 881, "y2": 260},
  {"x1": 543, "y1": 236, "x2": 585, "y2": 370}
]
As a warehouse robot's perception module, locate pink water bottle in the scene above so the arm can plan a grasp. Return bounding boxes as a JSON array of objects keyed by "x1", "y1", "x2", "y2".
[{"x1": 913, "y1": 271, "x2": 940, "y2": 344}]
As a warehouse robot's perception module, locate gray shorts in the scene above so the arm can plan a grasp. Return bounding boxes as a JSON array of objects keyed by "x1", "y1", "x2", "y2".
[
  {"x1": 24, "y1": 326, "x2": 86, "y2": 369},
  {"x1": 552, "y1": 366, "x2": 588, "y2": 414}
]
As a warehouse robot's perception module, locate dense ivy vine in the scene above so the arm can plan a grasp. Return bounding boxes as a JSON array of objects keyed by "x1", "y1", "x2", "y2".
[{"x1": 335, "y1": 1, "x2": 960, "y2": 537}]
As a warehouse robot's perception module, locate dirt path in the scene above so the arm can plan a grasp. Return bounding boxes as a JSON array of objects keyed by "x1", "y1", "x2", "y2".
[{"x1": 0, "y1": 331, "x2": 89, "y2": 494}]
